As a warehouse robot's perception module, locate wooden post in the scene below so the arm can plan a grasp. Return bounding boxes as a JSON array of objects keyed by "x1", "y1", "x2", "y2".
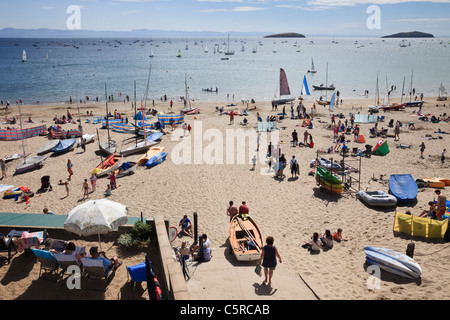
[{"x1": 193, "y1": 212, "x2": 198, "y2": 244}]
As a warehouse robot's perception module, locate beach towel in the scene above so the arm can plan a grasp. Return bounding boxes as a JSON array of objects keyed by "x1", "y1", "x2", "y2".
[{"x1": 16, "y1": 231, "x2": 44, "y2": 253}]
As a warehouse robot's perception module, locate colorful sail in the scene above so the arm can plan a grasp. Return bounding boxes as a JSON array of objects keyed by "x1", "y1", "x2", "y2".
[
  {"x1": 301, "y1": 75, "x2": 310, "y2": 96},
  {"x1": 279, "y1": 68, "x2": 291, "y2": 96},
  {"x1": 329, "y1": 92, "x2": 336, "y2": 111}
]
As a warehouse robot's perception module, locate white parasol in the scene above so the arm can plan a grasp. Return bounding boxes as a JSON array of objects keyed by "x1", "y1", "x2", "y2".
[{"x1": 64, "y1": 199, "x2": 128, "y2": 251}]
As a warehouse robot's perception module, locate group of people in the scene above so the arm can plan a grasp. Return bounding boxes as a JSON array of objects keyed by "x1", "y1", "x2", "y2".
[
  {"x1": 418, "y1": 190, "x2": 447, "y2": 220},
  {"x1": 302, "y1": 229, "x2": 347, "y2": 254},
  {"x1": 44, "y1": 239, "x2": 121, "y2": 269},
  {"x1": 226, "y1": 201, "x2": 250, "y2": 221}
]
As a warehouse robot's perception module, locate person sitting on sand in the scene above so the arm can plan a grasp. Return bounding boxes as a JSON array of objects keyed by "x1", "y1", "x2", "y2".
[
  {"x1": 191, "y1": 234, "x2": 212, "y2": 261},
  {"x1": 179, "y1": 215, "x2": 193, "y2": 238},
  {"x1": 435, "y1": 190, "x2": 447, "y2": 220},
  {"x1": 302, "y1": 232, "x2": 322, "y2": 253},
  {"x1": 320, "y1": 230, "x2": 334, "y2": 249},
  {"x1": 419, "y1": 201, "x2": 437, "y2": 219},
  {"x1": 332, "y1": 228, "x2": 348, "y2": 242},
  {"x1": 104, "y1": 184, "x2": 112, "y2": 197}
]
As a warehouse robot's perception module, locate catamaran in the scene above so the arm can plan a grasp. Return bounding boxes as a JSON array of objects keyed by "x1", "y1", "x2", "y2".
[{"x1": 272, "y1": 68, "x2": 295, "y2": 105}]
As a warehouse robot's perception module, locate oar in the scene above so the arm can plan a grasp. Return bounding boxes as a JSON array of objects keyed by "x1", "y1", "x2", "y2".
[{"x1": 235, "y1": 216, "x2": 261, "y2": 252}]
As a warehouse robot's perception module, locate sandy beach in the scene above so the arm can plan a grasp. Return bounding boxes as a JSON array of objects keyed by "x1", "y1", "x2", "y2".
[{"x1": 0, "y1": 94, "x2": 449, "y2": 300}]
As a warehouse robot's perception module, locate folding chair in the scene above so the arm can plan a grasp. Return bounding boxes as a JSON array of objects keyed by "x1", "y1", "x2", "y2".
[
  {"x1": 126, "y1": 262, "x2": 147, "y2": 291},
  {"x1": 81, "y1": 258, "x2": 113, "y2": 291},
  {"x1": 0, "y1": 233, "x2": 18, "y2": 264},
  {"x1": 31, "y1": 249, "x2": 60, "y2": 280},
  {"x1": 55, "y1": 254, "x2": 80, "y2": 277}
]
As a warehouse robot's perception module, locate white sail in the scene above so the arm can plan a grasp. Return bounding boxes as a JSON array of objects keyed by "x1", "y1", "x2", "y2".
[
  {"x1": 310, "y1": 58, "x2": 316, "y2": 73},
  {"x1": 22, "y1": 50, "x2": 27, "y2": 62}
]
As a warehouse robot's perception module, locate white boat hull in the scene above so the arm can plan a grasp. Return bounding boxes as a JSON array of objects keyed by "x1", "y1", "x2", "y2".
[{"x1": 357, "y1": 190, "x2": 397, "y2": 207}]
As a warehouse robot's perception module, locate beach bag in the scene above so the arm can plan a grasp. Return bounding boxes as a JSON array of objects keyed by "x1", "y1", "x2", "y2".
[{"x1": 255, "y1": 263, "x2": 262, "y2": 277}]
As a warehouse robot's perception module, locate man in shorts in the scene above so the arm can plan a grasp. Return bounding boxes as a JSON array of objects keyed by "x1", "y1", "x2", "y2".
[
  {"x1": 435, "y1": 190, "x2": 447, "y2": 221},
  {"x1": 179, "y1": 215, "x2": 193, "y2": 237}
]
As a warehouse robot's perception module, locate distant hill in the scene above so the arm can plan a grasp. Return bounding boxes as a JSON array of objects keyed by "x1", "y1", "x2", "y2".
[
  {"x1": 264, "y1": 33, "x2": 305, "y2": 38},
  {"x1": 382, "y1": 31, "x2": 434, "y2": 38}
]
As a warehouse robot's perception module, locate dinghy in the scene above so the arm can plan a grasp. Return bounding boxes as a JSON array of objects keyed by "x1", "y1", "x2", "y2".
[
  {"x1": 120, "y1": 132, "x2": 163, "y2": 156},
  {"x1": 137, "y1": 147, "x2": 165, "y2": 166},
  {"x1": 365, "y1": 246, "x2": 422, "y2": 279},
  {"x1": 229, "y1": 215, "x2": 263, "y2": 261},
  {"x1": 37, "y1": 140, "x2": 60, "y2": 155},
  {"x1": 52, "y1": 139, "x2": 76, "y2": 154},
  {"x1": 114, "y1": 161, "x2": 138, "y2": 178},
  {"x1": 77, "y1": 134, "x2": 95, "y2": 147},
  {"x1": 145, "y1": 151, "x2": 168, "y2": 168},
  {"x1": 389, "y1": 174, "x2": 418, "y2": 204},
  {"x1": 357, "y1": 190, "x2": 397, "y2": 207},
  {"x1": 93, "y1": 153, "x2": 123, "y2": 177},
  {"x1": 15, "y1": 156, "x2": 48, "y2": 174},
  {"x1": 318, "y1": 157, "x2": 341, "y2": 171}
]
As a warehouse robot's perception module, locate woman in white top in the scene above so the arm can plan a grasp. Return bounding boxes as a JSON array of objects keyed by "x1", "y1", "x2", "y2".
[{"x1": 320, "y1": 230, "x2": 334, "y2": 249}]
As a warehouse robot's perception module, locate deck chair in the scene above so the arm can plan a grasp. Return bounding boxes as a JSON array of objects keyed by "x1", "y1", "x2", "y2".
[
  {"x1": 31, "y1": 249, "x2": 60, "y2": 279},
  {"x1": 81, "y1": 258, "x2": 113, "y2": 291},
  {"x1": 127, "y1": 262, "x2": 147, "y2": 291},
  {"x1": 55, "y1": 254, "x2": 80, "y2": 276},
  {"x1": 0, "y1": 233, "x2": 18, "y2": 264}
]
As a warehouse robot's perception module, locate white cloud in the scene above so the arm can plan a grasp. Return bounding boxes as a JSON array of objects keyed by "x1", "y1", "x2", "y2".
[
  {"x1": 307, "y1": 0, "x2": 450, "y2": 6},
  {"x1": 233, "y1": 6, "x2": 266, "y2": 11},
  {"x1": 42, "y1": 6, "x2": 55, "y2": 10},
  {"x1": 197, "y1": 8, "x2": 229, "y2": 11},
  {"x1": 121, "y1": 9, "x2": 144, "y2": 15}
]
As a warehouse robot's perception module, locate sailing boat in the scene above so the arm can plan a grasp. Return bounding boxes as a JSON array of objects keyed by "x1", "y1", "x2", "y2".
[
  {"x1": 204, "y1": 45, "x2": 208, "y2": 53},
  {"x1": 368, "y1": 72, "x2": 382, "y2": 112},
  {"x1": 313, "y1": 62, "x2": 335, "y2": 91},
  {"x1": 404, "y1": 70, "x2": 423, "y2": 107},
  {"x1": 438, "y1": 84, "x2": 448, "y2": 101},
  {"x1": 45, "y1": 51, "x2": 49, "y2": 60},
  {"x1": 272, "y1": 68, "x2": 295, "y2": 105},
  {"x1": 15, "y1": 103, "x2": 47, "y2": 174},
  {"x1": 224, "y1": 34, "x2": 235, "y2": 55},
  {"x1": 99, "y1": 83, "x2": 118, "y2": 155},
  {"x1": 149, "y1": 49, "x2": 154, "y2": 58},
  {"x1": 309, "y1": 58, "x2": 317, "y2": 73},
  {"x1": 22, "y1": 50, "x2": 27, "y2": 63},
  {"x1": 181, "y1": 74, "x2": 200, "y2": 114},
  {"x1": 299, "y1": 75, "x2": 311, "y2": 100},
  {"x1": 176, "y1": 49, "x2": 182, "y2": 58},
  {"x1": 315, "y1": 62, "x2": 333, "y2": 105},
  {"x1": 273, "y1": 45, "x2": 277, "y2": 53},
  {"x1": 252, "y1": 46, "x2": 257, "y2": 53}
]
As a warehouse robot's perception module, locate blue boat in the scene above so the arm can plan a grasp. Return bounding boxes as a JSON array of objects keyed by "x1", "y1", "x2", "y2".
[
  {"x1": 389, "y1": 174, "x2": 418, "y2": 204},
  {"x1": 52, "y1": 139, "x2": 76, "y2": 154},
  {"x1": 146, "y1": 132, "x2": 163, "y2": 142},
  {"x1": 145, "y1": 151, "x2": 168, "y2": 168}
]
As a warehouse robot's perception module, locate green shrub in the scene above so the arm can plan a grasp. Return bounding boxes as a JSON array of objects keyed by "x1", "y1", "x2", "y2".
[{"x1": 118, "y1": 221, "x2": 153, "y2": 249}]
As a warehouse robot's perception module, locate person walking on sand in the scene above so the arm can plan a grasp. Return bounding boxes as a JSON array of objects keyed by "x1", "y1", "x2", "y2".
[
  {"x1": 64, "y1": 180, "x2": 70, "y2": 197},
  {"x1": 259, "y1": 236, "x2": 282, "y2": 286},
  {"x1": 170, "y1": 99, "x2": 173, "y2": 109},
  {"x1": 229, "y1": 112, "x2": 234, "y2": 125},
  {"x1": 82, "y1": 179, "x2": 89, "y2": 200},
  {"x1": 0, "y1": 158, "x2": 6, "y2": 179},
  {"x1": 67, "y1": 160, "x2": 73, "y2": 181},
  {"x1": 90, "y1": 173, "x2": 97, "y2": 192},
  {"x1": 394, "y1": 121, "x2": 400, "y2": 141},
  {"x1": 182, "y1": 123, "x2": 187, "y2": 136},
  {"x1": 292, "y1": 129, "x2": 298, "y2": 147},
  {"x1": 290, "y1": 156, "x2": 299, "y2": 178},
  {"x1": 441, "y1": 149, "x2": 446, "y2": 164},
  {"x1": 187, "y1": 124, "x2": 192, "y2": 135},
  {"x1": 303, "y1": 130, "x2": 309, "y2": 145},
  {"x1": 420, "y1": 142, "x2": 426, "y2": 159}
]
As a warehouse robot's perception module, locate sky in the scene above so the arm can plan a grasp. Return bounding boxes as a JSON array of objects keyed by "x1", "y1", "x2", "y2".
[{"x1": 1, "y1": 0, "x2": 450, "y2": 36}]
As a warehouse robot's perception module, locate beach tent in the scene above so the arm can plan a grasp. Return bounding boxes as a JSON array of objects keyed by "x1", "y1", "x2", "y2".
[
  {"x1": 355, "y1": 134, "x2": 366, "y2": 144},
  {"x1": 372, "y1": 139, "x2": 389, "y2": 156},
  {"x1": 134, "y1": 111, "x2": 148, "y2": 121},
  {"x1": 393, "y1": 212, "x2": 448, "y2": 239}
]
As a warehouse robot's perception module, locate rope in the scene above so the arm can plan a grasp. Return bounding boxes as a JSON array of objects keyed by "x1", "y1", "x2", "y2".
[{"x1": 298, "y1": 273, "x2": 321, "y2": 300}]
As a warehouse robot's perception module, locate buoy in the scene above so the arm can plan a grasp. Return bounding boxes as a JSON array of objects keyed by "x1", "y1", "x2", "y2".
[{"x1": 194, "y1": 116, "x2": 197, "y2": 119}]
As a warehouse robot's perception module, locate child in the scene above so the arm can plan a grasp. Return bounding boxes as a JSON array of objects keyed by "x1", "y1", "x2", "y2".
[
  {"x1": 64, "y1": 181, "x2": 70, "y2": 197},
  {"x1": 67, "y1": 160, "x2": 73, "y2": 181},
  {"x1": 90, "y1": 173, "x2": 97, "y2": 192},
  {"x1": 104, "y1": 184, "x2": 112, "y2": 197},
  {"x1": 82, "y1": 179, "x2": 89, "y2": 200},
  {"x1": 332, "y1": 228, "x2": 347, "y2": 242}
]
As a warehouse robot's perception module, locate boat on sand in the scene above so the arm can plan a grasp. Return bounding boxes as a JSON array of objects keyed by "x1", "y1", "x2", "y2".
[{"x1": 229, "y1": 215, "x2": 263, "y2": 261}]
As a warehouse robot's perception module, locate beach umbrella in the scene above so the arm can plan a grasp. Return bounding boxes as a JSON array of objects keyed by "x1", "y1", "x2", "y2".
[{"x1": 64, "y1": 199, "x2": 128, "y2": 251}]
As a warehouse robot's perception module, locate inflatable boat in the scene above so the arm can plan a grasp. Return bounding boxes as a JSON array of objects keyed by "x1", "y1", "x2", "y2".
[{"x1": 357, "y1": 190, "x2": 397, "y2": 207}]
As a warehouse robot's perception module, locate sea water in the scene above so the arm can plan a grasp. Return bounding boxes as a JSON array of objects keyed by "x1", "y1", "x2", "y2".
[{"x1": 0, "y1": 36, "x2": 449, "y2": 106}]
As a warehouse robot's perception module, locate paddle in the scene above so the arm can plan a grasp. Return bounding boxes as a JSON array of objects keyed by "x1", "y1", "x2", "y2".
[{"x1": 235, "y1": 216, "x2": 261, "y2": 253}]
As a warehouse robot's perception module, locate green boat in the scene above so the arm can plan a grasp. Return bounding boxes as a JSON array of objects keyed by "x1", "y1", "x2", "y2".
[{"x1": 315, "y1": 166, "x2": 342, "y2": 185}]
